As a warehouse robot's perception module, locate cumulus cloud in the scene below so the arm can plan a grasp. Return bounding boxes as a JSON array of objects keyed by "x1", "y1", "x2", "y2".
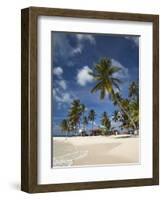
[
  {"x1": 53, "y1": 82, "x2": 73, "y2": 106},
  {"x1": 71, "y1": 44, "x2": 82, "y2": 55},
  {"x1": 111, "y1": 58, "x2": 130, "y2": 93},
  {"x1": 111, "y1": 59, "x2": 129, "y2": 79},
  {"x1": 71, "y1": 34, "x2": 96, "y2": 55},
  {"x1": 52, "y1": 32, "x2": 96, "y2": 62},
  {"x1": 53, "y1": 66, "x2": 67, "y2": 90},
  {"x1": 53, "y1": 65, "x2": 74, "y2": 107},
  {"x1": 57, "y1": 80, "x2": 67, "y2": 90},
  {"x1": 77, "y1": 66, "x2": 93, "y2": 86},
  {"x1": 53, "y1": 87, "x2": 75, "y2": 107},
  {"x1": 55, "y1": 92, "x2": 72, "y2": 104},
  {"x1": 76, "y1": 34, "x2": 96, "y2": 45},
  {"x1": 61, "y1": 93, "x2": 72, "y2": 103},
  {"x1": 53, "y1": 66, "x2": 63, "y2": 77},
  {"x1": 53, "y1": 33, "x2": 73, "y2": 61}
]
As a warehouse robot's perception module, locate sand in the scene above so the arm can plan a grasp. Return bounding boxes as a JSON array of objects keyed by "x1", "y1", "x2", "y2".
[{"x1": 52, "y1": 135, "x2": 139, "y2": 167}]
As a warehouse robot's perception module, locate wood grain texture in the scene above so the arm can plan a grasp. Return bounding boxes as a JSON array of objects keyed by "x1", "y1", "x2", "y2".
[
  {"x1": 21, "y1": 8, "x2": 30, "y2": 192},
  {"x1": 21, "y1": 8, "x2": 38, "y2": 193},
  {"x1": 152, "y1": 15, "x2": 159, "y2": 185},
  {"x1": 21, "y1": 7, "x2": 159, "y2": 193}
]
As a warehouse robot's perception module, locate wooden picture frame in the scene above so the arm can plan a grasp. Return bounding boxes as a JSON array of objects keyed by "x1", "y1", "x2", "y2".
[{"x1": 21, "y1": 7, "x2": 159, "y2": 193}]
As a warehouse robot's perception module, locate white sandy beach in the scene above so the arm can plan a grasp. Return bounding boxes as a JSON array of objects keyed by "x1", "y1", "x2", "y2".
[{"x1": 53, "y1": 135, "x2": 139, "y2": 167}]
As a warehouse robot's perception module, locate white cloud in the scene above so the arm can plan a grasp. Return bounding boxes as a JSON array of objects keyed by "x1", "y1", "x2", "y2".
[
  {"x1": 53, "y1": 85, "x2": 75, "y2": 107},
  {"x1": 62, "y1": 93, "x2": 72, "y2": 103},
  {"x1": 53, "y1": 33, "x2": 73, "y2": 61},
  {"x1": 55, "y1": 91, "x2": 72, "y2": 104},
  {"x1": 125, "y1": 36, "x2": 139, "y2": 46},
  {"x1": 111, "y1": 59, "x2": 129, "y2": 79},
  {"x1": 71, "y1": 44, "x2": 82, "y2": 55},
  {"x1": 58, "y1": 80, "x2": 67, "y2": 90},
  {"x1": 52, "y1": 32, "x2": 96, "y2": 61},
  {"x1": 53, "y1": 65, "x2": 76, "y2": 107},
  {"x1": 71, "y1": 34, "x2": 96, "y2": 55},
  {"x1": 76, "y1": 34, "x2": 96, "y2": 44},
  {"x1": 53, "y1": 67, "x2": 63, "y2": 77},
  {"x1": 77, "y1": 66, "x2": 93, "y2": 86},
  {"x1": 111, "y1": 58, "x2": 130, "y2": 93}
]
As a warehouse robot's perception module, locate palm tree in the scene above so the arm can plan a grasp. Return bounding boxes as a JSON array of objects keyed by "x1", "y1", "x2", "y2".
[
  {"x1": 89, "y1": 58, "x2": 137, "y2": 129},
  {"x1": 81, "y1": 104, "x2": 86, "y2": 115},
  {"x1": 89, "y1": 58, "x2": 122, "y2": 99},
  {"x1": 60, "y1": 119, "x2": 70, "y2": 137},
  {"x1": 120, "y1": 113, "x2": 130, "y2": 129},
  {"x1": 119, "y1": 98, "x2": 139, "y2": 130},
  {"x1": 129, "y1": 81, "x2": 139, "y2": 101},
  {"x1": 112, "y1": 110, "x2": 120, "y2": 122},
  {"x1": 128, "y1": 82, "x2": 139, "y2": 130},
  {"x1": 83, "y1": 116, "x2": 88, "y2": 132},
  {"x1": 88, "y1": 109, "x2": 96, "y2": 134},
  {"x1": 68, "y1": 99, "x2": 82, "y2": 135},
  {"x1": 80, "y1": 104, "x2": 86, "y2": 130},
  {"x1": 101, "y1": 112, "x2": 111, "y2": 134},
  {"x1": 129, "y1": 100, "x2": 139, "y2": 129}
]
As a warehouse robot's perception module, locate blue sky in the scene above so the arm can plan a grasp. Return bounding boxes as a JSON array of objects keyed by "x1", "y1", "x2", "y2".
[{"x1": 52, "y1": 32, "x2": 139, "y2": 135}]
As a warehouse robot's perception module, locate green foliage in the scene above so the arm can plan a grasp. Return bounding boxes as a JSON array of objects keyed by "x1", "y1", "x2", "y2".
[
  {"x1": 88, "y1": 109, "x2": 96, "y2": 132},
  {"x1": 89, "y1": 58, "x2": 122, "y2": 99},
  {"x1": 67, "y1": 99, "x2": 82, "y2": 134},
  {"x1": 60, "y1": 119, "x2": 70, "y2": 136},
  {"x1": 59, "y1": 59, "x2": 139, "y2": 136},
  {"x1": 90, "y1": 57, "x2": 139, "y2": 131},
  {"x1": 101, "y1": 112, "x2": 111, "y2": 134}
]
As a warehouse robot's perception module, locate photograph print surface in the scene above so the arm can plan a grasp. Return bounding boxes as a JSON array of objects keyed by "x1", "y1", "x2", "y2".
[{"x1": 52, "y1": 31, "x2": 139, "y2": 168}]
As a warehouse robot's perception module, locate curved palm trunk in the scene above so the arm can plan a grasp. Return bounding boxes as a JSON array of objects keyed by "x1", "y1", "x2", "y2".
[{"x1": 115, "y1": 96, "x2": 137, "y2": 130}]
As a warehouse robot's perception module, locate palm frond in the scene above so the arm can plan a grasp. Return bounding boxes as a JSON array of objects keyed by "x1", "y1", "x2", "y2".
[
  {"x1": 91, "y1": 81, "x2": 103, "y2": 93},
  {"x1": 109, "y1": 66, "x2": 121, "y2": 74}
]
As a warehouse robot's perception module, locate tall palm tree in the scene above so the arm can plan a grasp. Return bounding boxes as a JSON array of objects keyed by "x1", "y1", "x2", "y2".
[
  {"x1": 129, "y1": 100, "x2": 139, "y2": 128},
  {"x1": 60, "y1": 119, "x2": 70, "y2": 138},
  {"x1": 101, "y1": 112, "x2": 111, "y2": 134},
  {"x1": 89, "y1": 58, "x2": 137, "y2": 129},
  {"x1": 83, "y1": 116, "x2": 88, "y2": 132},
  {"x1": 129, "y1": 81, "x2": 139, "y2": 101},
  {"x1": 128, "y1": 82, "x2": 139, "y2": 129},
  {"x1": 81, "y1": 104, "x2": 86, "y2": 115},
  {"x1": 88, "y1": 109, "x2": 96, "y2": 134},
  {"x1": 113, "y1": 92, "x2": 138, "y2": 129},
  {"x1": 119, "y1": 98, "x2": 139, "y2": 130},
  {"x1": 80, "y1": 104, "x2": 86, "y2": 130},
  {"x1": 89, "y1": 58, "x2": 122, "y2": 99},
  {"x1": 68, "y1": 99, "x2": 82, "y2": 135}
]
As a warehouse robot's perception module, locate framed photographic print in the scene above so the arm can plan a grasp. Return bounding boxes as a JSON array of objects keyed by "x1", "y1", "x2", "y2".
[{"x1": 21, "y1": 7, "x2": 159, "y2": 193}]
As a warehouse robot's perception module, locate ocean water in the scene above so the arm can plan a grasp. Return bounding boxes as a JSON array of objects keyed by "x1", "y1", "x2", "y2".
[
  {"x1": 53, "y1": 140, "x2": 88, "y2": 167},
  {"x1": 53, "y1": 150, "x2": 88, "y2": 167}
]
